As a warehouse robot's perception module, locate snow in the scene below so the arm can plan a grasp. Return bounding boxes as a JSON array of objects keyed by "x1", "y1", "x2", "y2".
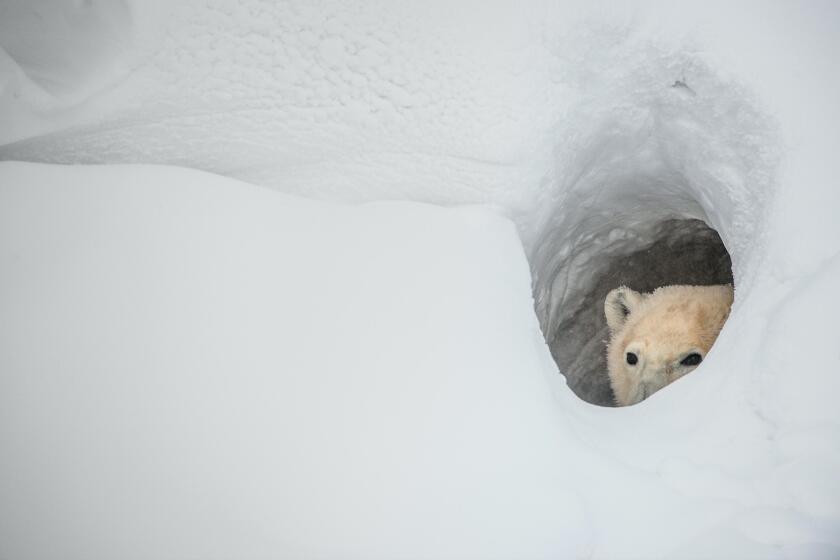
[
  {"x1": 1, "y1": 162, "x2": 585, "y2": 558},
  {"x1": 1, "y1": 1, "x2": 839, "y2": 558}
]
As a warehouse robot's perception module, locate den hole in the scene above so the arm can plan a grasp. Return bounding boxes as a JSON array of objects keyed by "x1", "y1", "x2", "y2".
[{"x1": 537, "y1": 218, "x2": 733, "y2": 407}]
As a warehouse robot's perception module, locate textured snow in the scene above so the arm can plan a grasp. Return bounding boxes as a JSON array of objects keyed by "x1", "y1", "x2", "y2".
[{"x1": 1, "y1": 0, "x2": 839, "y2": 558}]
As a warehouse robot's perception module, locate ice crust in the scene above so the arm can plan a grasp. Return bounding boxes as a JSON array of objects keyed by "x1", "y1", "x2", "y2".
[{"x1": 1, "y1": 1, "x2": 839, "y2": 558}]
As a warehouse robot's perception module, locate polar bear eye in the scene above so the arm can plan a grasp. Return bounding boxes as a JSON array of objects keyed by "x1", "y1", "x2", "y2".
[
  {"x1": 626, "y1": 352, "x2": 638, "y2": 365},
  {"x1": 681, "y1": 353, "x2": 702, "y2": 366}
]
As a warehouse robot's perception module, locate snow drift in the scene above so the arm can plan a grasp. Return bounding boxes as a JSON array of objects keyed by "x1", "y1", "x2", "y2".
[
  {"x1": 1, "y1": 162, "x2": 581, "y2": 558},
  {"x1": 1, "y1": 0, "x2": 839, "y2": 558}
]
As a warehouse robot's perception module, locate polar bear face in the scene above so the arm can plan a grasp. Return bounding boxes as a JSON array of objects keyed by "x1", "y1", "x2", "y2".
[{"x1": 604, "y1": 284, "x2": 734, "y2": 406}]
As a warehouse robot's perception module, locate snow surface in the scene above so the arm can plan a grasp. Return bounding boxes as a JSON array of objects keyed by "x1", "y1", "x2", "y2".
[{"x1": 2, "y1": 0, "x2": 840, "y2": 558}]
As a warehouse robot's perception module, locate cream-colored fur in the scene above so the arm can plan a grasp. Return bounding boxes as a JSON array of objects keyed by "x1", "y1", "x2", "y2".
[{"x1": 604, "y1": 284, "x2": 733, "y2": 406}]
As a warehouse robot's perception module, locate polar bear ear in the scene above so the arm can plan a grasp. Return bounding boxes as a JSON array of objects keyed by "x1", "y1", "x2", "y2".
[{"x1": 605, "y1": 286, "x2": 644, "y2": 333}]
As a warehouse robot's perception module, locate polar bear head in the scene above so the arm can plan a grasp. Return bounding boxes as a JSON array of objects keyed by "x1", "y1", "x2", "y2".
[{"x1": 604, "y1": 284, "x2": 734, "y2": 406}]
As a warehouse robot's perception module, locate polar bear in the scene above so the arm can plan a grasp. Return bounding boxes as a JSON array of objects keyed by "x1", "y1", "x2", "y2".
[{"x1": 604, "y1": 284, "x2": 734, "y2": 406}]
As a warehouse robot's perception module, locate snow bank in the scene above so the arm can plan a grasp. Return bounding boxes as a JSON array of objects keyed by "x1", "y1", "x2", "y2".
[
  {"x1": 2, "y1": 0, "x2": 840, "y2": 558},
  {"x1": 1, "y1": 162, "x2": 586, "y2": 559}
]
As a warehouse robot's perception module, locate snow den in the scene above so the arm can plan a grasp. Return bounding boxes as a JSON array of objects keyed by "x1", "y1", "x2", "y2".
[{"x1": 528, "y1": 71, "x2": 777, "y2": 406}]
